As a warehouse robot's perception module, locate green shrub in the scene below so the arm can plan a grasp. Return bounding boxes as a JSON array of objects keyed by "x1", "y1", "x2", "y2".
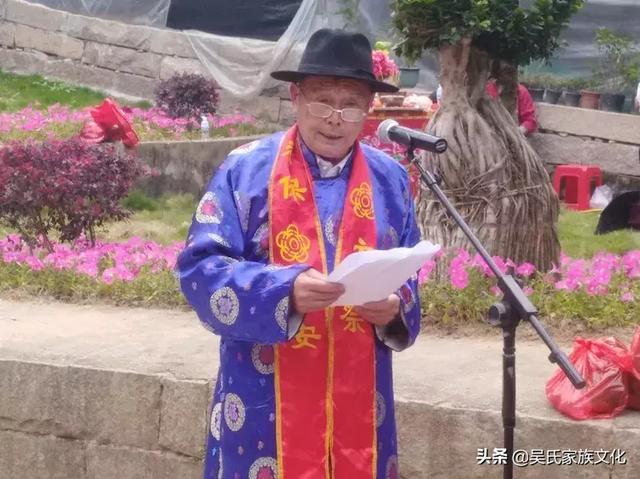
[{"x1": 121, "y1": 190, "x2": 160, "y2": 212}]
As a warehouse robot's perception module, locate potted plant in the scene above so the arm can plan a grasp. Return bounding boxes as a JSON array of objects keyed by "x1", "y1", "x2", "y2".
[
  {"x1": 559, "y1": 77, "x2": 588, "y2": 107},
  {"x1": 578, "y1": 82, "x2": 601, "y2": 110},
  {"x1": 520, "y1": 73, "x2": 562, "y2": 103},
  {"x1": 541, "y1": 75, "x2": 562, "y2": 104},
  {"x1": 371, "y1": 47, "x2": 403, "y2": 105},
  {"x1": 591, "y1": 28, "x2": 639, "y2": 113},
  {"x1": 398, "y1": 61, "x2": 421, "y2": 89},
  {"x1": 519, "y1": 72, "x2": 545, "y2": 102}
]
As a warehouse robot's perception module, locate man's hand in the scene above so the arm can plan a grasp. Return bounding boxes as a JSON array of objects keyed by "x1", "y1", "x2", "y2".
[
  {"x1": 355, "y1": 294, "x2": 401, "y2": 327},
  {"x1": 292, "y1": 269, "x2": 345, "y2": 314}
]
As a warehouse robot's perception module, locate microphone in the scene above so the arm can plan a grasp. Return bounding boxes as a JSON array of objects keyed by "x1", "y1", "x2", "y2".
[{"x1": 377, "y1": 119, "x2": 448, "y2": 154}]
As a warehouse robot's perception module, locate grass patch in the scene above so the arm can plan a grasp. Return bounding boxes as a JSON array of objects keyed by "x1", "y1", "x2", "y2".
[
  {"x1": 103, "y1": 192, "x2": 196, "y2": 245},
  {"x1": 2, "y1": 190, "x2": 640, "y2": 322},
  {"x1": 0, "y1": 70, "x2": 151, "y2": 112},
  {"x1": 558, "y1": 208, "x2": 640, "y2": 258},
  {"x1": 0, "y1": 262, "x2": 185, "y2": 308},
  {"x1": 121, "y1": 189, "x2": 161, "y2": 212},
  {"x1": 0, "y1": 191, "x2": 194, "y2": 245}
]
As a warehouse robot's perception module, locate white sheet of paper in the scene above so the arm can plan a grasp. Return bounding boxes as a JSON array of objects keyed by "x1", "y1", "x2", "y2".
[{"x1": 327, "y1": 240, "x2": 441, "y2": 306}]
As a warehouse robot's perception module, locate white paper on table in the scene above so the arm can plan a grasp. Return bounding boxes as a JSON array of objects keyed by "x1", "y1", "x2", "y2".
[{"x1": 327, "y1": 240, "x2": 441, "y2": 306}]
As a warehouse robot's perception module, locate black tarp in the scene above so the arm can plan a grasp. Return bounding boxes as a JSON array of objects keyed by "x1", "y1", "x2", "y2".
[
  {"x1": 596, "y1": 191, "x2": 640, "y2": 234},
  {"x1": 166, "y1": 0, "x2": 303, "y2": 41}
]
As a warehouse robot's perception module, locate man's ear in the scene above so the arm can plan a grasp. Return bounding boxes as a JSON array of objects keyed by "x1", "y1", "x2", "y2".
[
  {"x1": 290, "y1": 83, "x2": 299, "y2": 107},
  {"x1": 368, "y1": 92, "x2": 375, "y2": 110}
]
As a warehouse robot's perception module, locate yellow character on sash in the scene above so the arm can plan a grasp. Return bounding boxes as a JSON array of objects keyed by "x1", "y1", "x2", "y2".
[
  {"x1": 279, "y1": 176, "x2": 307, "y2": 203},
  {"x1": 340, "y1": 306, "x2": 366, "y2": 333},
  {"x1": 354, "y1": 237, "x2": 372, "y2": 252},
  {"x1": 292, "y1": 326, "x2": 322, "y2": 349}
]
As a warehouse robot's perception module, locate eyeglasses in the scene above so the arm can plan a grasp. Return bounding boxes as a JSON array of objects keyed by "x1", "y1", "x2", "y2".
[{"x1": 298, "y1": 89, "x2": 367, "y2": 123}]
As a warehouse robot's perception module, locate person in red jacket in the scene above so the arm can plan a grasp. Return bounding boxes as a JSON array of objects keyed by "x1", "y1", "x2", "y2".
[{"x1": 486, "y1": 79, "x2": 538, "y2": 136}]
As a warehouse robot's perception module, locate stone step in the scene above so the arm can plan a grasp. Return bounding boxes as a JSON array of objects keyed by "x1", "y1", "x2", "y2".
[{"x1": 0, "y1": 299, "x2": 638, "y2": 478}]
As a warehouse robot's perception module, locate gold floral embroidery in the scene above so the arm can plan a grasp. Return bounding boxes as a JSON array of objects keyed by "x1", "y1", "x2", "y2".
[
  {"x1": 275, "y1": 224, "x2": 311, "y2": 262},
  {"x1": 350, "y1": 182, "x2": 374, "y2": 219}
]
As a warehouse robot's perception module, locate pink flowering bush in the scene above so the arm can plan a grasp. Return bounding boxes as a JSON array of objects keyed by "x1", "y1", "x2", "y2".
[
  {"x1": 418, "y1": 248, "x2": 640, "y2": 328},
  {"x1": 0, "y1": 138, "x2": 146, "y2": 249},
  {"x1": 0, "y1": 104, "x2": 267, "y2": 143},
  {"x1": 372, "y1": 50, "x2": 399, "y2": 82},
  {"x1": 0, "y1": 234, "x2": 185, "y2": 306}
]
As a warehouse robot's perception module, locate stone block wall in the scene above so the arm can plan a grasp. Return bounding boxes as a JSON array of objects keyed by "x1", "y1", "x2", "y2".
[
  {"x1": 132, "y1": 104, "x2": 640, "y2": 200},
  {"x1": 0, "y1": 360, "x2": 209, "y2": 479},
  {"x1": 0, "y1": 0, "x2": 293, "y2": 122},
  {"x1": 533, "y1": 104, "x2": 640, "y2": 190}
]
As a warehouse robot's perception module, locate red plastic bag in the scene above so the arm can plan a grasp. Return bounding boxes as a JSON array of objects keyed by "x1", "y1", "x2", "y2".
[
  {"x1": 545, "y1": 337, "x2": 632, "y2": 420},
  {"x1": 80, "y1": 98, "x2": 139, "y2": 147},
  {"x1": 79, "y1": 120, "x2": 106, "y2": 143},
  {"x1": 628, "y1": 327, "x2": 640, "y2": 410}
]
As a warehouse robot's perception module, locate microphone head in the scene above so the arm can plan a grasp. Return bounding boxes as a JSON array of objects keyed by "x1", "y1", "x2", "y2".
[{"x1": 376, "y1": 119, "x2": 399, "y2": 143}]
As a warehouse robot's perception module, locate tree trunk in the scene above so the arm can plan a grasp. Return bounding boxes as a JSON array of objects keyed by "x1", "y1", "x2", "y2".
[
  {"x1": 475, "y1": 83, "x2": 561, "y2": 270},
  {"x1": 417, "y1": 43, "x2": 560, "y2": 271},
  {"x1": 417, "y1": 40, "x2": 511, "y2": 267},
  {"x1": 491, "y1": 60, "x2": 518, "y2": 120}
]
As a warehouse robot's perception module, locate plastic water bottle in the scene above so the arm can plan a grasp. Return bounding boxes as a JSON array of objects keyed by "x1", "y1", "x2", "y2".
[{"x1": 200, "y1": 115, "x2": 210, "y2": 139}]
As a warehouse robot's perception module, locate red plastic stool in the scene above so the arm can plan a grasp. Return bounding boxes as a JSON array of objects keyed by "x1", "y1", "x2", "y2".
[{"x1": 552, "y1": 165, "x2": 603, "y2": 211}]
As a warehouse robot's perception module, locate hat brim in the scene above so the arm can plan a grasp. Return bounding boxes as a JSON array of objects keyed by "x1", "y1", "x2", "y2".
[{"x1": 271, "y1": 70, "x2": 399, "y2": 93}]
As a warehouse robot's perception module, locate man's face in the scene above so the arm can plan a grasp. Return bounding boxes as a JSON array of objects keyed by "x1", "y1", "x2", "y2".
[{"x1": 291, "y1": 76, "x2": 373, "y2": 161}]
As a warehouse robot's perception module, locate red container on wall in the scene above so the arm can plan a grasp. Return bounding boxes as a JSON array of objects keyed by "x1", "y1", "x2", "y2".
[{"x1": 359, "y1": 107, "x2": 433, "y2": 198}]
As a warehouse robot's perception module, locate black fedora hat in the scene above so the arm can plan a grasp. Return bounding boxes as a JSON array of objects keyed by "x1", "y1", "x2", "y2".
[{"x1": 271, "y1": 28, "x2": 399, "y2": 93}]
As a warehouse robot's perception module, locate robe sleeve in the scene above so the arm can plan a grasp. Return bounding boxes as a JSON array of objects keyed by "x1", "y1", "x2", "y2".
[
  {"x1": 176, "y1": 158, "x2": 309, "y2": 344},
  {"x1": 375, "y1": 172, "x2": 422, "y2": 352}
]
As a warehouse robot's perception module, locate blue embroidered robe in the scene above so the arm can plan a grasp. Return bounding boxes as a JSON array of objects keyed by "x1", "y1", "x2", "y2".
[{"x1": 177, "y1": 131, "x2": 421, "y2": 479}]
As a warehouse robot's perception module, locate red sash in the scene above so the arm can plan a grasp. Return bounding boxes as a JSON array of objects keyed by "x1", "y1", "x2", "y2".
[{"x1": 269, "y1": 126, "x2": 378, "y2": 479}]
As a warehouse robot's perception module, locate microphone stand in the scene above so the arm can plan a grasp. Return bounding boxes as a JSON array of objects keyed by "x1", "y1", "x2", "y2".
[{"x1": 405, "y1": 143, "x2": 586, "y2": 479}]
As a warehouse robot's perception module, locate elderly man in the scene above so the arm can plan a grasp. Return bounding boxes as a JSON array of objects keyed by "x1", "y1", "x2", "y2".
[{"x1": 177, "y1": 28, "x2": 421, "y2": 479}]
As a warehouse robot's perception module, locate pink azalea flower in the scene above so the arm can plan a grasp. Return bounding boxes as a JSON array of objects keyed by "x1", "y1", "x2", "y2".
[
  {"x1": 1, "y1": 234, "x2": 185, "y2": 284},
  {"x1": 516, "y1": 262, "x2": 536, "y2": 277},
  {"x1": 621, "y1": 291, "x2": 635, "y2": 302},
  {"x1": 449, "y1": 263, "x2": 469, "y2": 290},
  {"x1": 473, "y1": 253, "x2": 493, "y2": 277},
  {"x1": 418, "y1": 260, "x2": 435, "y2": 285},
  {"x1": 76, "y1": 262, "x2": 99, "y2": 278},
  {"x1": 114, "y1": 265, "x2": 135, "y2": 282},
  {"x1": 25, "y1": 256, "x2": 44, "y2": 271},
  {"x1": 102, "y1": 267, "x2": 116, "y2": 285}
]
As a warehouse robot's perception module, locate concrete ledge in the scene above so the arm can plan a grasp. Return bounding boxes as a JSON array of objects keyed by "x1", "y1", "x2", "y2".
[
  {"x1": 530, "y1": 133, "x2": 640, "y2": 174},
  {"x1": 538, "y1": 103, "x2": 640, "y2": 145},
  {"x1": 136, "y1": 136, "x2": 264, "y2": 197},
  {"x1": 0, "y1": 430, "x2": 86, "y2": 479},
  {"x1": 1, "y1": 299, "x2": 638, "y2": 478},
  {"x1": 0, "y1": 361, "x2": 162, "y2": 449},
  {"x1": 0, "y1": 429, "x2": 202, "y2": 479}
]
